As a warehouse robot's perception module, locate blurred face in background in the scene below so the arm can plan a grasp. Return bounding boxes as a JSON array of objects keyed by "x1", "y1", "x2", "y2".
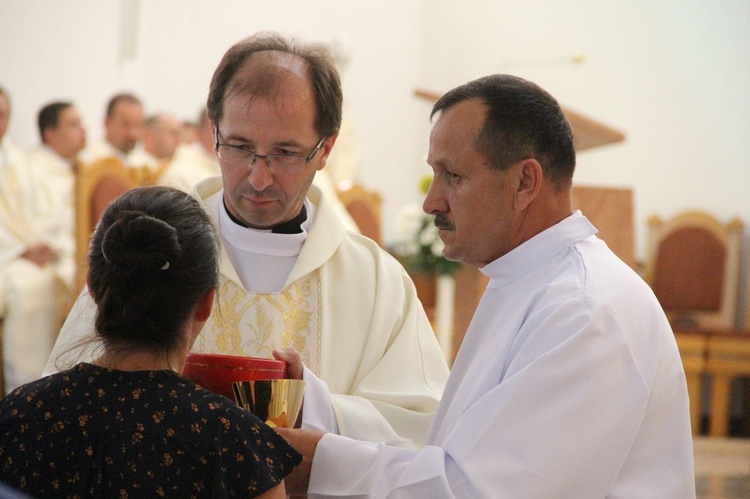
[
  {"x1": 105, "y1": 100, "x2": 144, "y2": 154},
  {"x1": 144, "y1": 114, "x2": 182, "y2": 160},
  {"x1": 45, "y1": 106, "x2": 86, "y2": 160},
  {"x1": 0, "y1": 93, "x2": 10, "y2": 141}
]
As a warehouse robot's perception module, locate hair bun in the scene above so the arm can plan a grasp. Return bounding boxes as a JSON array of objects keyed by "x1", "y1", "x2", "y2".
[{"x1": 101, "y1": 210, "x2": 182, "y2": 272}]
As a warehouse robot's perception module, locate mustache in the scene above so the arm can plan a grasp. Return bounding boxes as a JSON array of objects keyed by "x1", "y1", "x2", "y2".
[{"x1": 434, "y1": 213, "x2": 454, "y2": 231}]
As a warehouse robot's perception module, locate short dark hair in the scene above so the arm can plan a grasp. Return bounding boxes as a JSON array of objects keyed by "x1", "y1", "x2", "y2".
[
  {"x1": 207, "y1": 31, "x2": 342, "y2": 139},
  {"x1": 432, "y1": 74, "x2": 576, "y2": 186},
  {"x1": 106, "y1": 92, "x2": 142, "y2": 119},
  {"x1": 37, "y1": 102, "x2": 72, "y2": 143},
  {"x1": 87, "y1": 186, "x2": 218, "y2": 358}
]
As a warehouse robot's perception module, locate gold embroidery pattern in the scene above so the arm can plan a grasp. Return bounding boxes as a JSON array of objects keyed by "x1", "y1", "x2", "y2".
[{"x1": 197, "y1": 272, "x2": 322, "y2": 373}]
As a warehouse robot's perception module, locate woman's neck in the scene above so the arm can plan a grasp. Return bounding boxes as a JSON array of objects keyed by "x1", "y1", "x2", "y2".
[{"x1": 94, "y1": 344, "x2": 189, "y2": 374}]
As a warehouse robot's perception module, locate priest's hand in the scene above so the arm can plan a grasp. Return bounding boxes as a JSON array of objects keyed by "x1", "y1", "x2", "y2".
[
  {"x1": 273, "y1": 347, "x2": 304, "y2": 379},
  {"x1": 21, "y1": 243, "x2": 55, "y2": 266},
  {"x1": 274, "y1": 428, "x2": 325, "y2": 495}
]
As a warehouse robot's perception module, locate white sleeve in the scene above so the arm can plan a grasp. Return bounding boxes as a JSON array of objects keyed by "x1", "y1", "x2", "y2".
[
  {"x1": 42, "y1": 288, "x2": 99, "y2": 375},
  {"x1": 309, "y1": 435, "x2": 459, "y2": 499},
  {"x1": 300, "y1": 365, "x2": 339, "y2": 434}
]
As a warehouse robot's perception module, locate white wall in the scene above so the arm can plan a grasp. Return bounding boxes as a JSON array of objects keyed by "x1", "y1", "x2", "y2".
[
  {"x1": 2, "y1": 0, "x2": 749, "y2": 264},
  {"x1": 425, "y1": 0, "x2": 750, "y2": 254},
  {"x1": 0, "y1": 0, "x2": 428, "y2": 242}
]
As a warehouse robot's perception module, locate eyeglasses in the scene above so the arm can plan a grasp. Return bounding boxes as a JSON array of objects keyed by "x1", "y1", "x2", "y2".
[{"x1": 214, "y1": 126, "x2": 325, "y2": 172}]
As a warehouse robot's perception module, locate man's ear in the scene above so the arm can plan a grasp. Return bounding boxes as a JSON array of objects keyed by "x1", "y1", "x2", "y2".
[
  {"x1": 514, "y1": 159, "x2": 543, "y2": 211},
  {"x1": 316, "y1": 134, "x2": 339, "y2": 171},
  {"x1": 42, "y1": 128, "x2": 53, "y2": 145}
]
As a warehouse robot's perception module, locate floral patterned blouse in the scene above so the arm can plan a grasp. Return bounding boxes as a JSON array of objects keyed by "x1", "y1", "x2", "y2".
[{"x1": 0, "y1": 363, "x2": 301, "y2": 497}]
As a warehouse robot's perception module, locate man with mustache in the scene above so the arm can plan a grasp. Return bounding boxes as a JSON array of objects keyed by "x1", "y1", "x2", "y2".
[{"x1": 278, "y1": 74, "x2": 695, "y2": 498}]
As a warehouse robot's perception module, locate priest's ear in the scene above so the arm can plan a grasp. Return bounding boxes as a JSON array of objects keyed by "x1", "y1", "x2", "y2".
[{"x1": 315, "y1": 134, "x2": 339, "y2": 171}]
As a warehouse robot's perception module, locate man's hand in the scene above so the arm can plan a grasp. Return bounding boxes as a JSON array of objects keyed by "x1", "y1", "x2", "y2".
[
  {"x1": 275, "y1": 428, "x2": 326, "y2": 495},
  {"x1": 21, "y1": 243, "x2": 55, "y2": 266},
  {"x1": 273, "y1": 347, "x2": 304, "y2": 379}
]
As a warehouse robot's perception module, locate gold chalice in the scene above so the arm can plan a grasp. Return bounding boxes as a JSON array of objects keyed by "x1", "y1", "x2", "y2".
[{"x1": 232, "y1": 379, "x2": 306, "y2": 428}]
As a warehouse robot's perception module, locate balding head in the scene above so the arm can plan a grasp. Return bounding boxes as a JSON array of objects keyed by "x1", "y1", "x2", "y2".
[{"x1": 206, "y1": 31, "x2": 342, "y2": 140}]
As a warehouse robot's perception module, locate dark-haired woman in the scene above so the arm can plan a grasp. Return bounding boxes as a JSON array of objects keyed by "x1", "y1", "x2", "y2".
[{"x1": 0, "y1": 186, "x2": 300, "y2": 498}]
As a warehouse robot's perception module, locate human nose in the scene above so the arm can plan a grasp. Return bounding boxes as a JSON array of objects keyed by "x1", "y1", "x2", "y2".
[
  {"x1": 246, "y1": 155, "x2": 274, "y2": 191},
  {"x1": 128, "y1": 124, "x2": 143, "y2": 141},
  {"x1": 422, "y1": 180, "x2": 446, "y2": 215}
]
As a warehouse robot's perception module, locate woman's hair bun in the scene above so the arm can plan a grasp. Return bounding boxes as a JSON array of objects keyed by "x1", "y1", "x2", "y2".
[{"x1": 100, "y1": 210, "x2": 182, "y2": 272}]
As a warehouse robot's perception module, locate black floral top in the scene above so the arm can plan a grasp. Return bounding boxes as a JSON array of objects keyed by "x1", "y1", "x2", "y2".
[{"x1": 0, "y1": 363, "x2": 302, "y2": 497}]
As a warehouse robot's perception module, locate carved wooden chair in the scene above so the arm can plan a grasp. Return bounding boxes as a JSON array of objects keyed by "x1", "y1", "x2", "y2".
[
  {"x1": 336, "y1": 181, "x2": 383, "y2": 247},
  {"x1": 644, "y1": 209, "x2": 744, "y2": 436},
  {"x1": 644, "y1": 210, "x2": 743, "y2": 330},
  {"x1": 73, "y1": 157, "x2": 160, "y2": 295}
]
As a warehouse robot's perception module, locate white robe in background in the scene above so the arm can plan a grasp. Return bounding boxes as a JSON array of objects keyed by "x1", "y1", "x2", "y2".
[
  {"x1": 127, "y1": 145, "x2": 161, "y2": 169},
  {"x1": 0, "y1": 145, "x2": 75, "y2": 392},
  {"x1": 0, "y1": 136, "x2": 23, "y2": 172},
  {"x1": 157, "y1": 143, "x2": 221, "y2": 193},
  {"x1": 46, "y1": 176, "x2": 449, "y2": 449},
  {"x1": 309, "y1": 212, "x2": 695, "y2": 498}
]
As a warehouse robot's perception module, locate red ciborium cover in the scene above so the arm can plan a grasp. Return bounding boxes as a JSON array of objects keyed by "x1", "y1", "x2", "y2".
[{"x1": 183, "y1": 352, "x2": 287, "y2": 400}]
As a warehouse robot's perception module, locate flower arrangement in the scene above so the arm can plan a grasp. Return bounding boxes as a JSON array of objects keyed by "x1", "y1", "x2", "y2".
[{"x1": 393, "y1": 175, "x2": 461, "y2": 276}]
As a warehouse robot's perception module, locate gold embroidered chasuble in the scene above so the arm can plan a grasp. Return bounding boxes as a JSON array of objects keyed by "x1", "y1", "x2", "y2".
[{"x1": 196, "y1": 272, "x2": 323, "y2": 375}]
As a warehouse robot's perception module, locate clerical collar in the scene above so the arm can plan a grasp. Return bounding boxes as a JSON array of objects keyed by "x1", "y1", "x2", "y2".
[
  {"x1": 272, "y1": 205, "x2": 308, "y2": 234},
  {"x1": 218, "y1": 196, "x2": 312, "y2": 258},
  {"x1": 222, "y1": 200, "x2": 307, "y2": 234}
]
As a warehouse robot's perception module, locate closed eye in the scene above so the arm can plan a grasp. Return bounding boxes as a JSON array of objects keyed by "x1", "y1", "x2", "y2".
[
  {"x1": 273, "y1": 148, "x2": 301, "y2": 157},
  {"x1": 225, "y1": 144, "x2": 253, "y2": 153}
]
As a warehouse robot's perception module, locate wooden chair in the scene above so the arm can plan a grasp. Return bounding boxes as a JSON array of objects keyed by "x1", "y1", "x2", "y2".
[
  {"x1": 644, "y1": 210, "x2": 743, "y2": 330},
  {"x1": 644, "y1": 210, "x2": 745, "y2": 436},
  {"x1": 336, "y1": 181, "x2": 383, "y2": 246},
  {"x1": 73, "y1": 157, "x2": 159, "y2": 295},
  {"x1": 674, "y1": 331, "x2": 708, "y2": 434},
  {"x1": 704, "y1": 333, "x2": 750, "y2": 436}
]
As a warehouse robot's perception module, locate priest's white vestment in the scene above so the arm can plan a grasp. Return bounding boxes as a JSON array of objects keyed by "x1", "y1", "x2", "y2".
[
  {"x1": 307, "y1": 212, "x2": 695, "y2": 498},
  {"x1": 0, "y1": 145, "x2": 75, "y2": 391},
  {"x1": 157, "y1": 143, "x2": 221, "y2": 193},
  {"x1": 46, "y1": 176, "x2": 449, "y2": 449}
]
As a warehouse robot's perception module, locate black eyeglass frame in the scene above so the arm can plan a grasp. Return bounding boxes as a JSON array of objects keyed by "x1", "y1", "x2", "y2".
[{"x1": 214, "y1": 125, "x2": 325, "y2": 169}]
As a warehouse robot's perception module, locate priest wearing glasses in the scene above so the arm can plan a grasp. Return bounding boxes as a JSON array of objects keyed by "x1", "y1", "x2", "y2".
[{"x1": 46, "y1": 31, "x2": 449, "y2": 450}]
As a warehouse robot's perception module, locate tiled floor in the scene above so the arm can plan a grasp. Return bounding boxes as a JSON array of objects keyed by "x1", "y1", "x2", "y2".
[{"x1": 694, "y1": 437, "x2": 750, "y2": 498}]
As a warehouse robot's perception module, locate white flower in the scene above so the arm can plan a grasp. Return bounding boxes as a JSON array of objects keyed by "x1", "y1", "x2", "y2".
[{"x1": 396, "y1": 203, "x2": 424, "y2": 240}]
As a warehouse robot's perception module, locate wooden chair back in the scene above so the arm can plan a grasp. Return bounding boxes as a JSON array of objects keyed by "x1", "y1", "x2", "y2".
[
  {"x1": 336, "y1": 181, "x2": 383, "y2": 246},
  {"x1": 644, "y1": 210, "x2": 744, "y2": 330},
  {"x1": 73, "y1": 157, "x2": 159, "y2": 294}
]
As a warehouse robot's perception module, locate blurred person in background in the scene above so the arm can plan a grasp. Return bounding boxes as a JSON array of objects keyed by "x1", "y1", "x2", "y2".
[{"x1": 0, "y1": 100, "x2": 85, "y2": 393}]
